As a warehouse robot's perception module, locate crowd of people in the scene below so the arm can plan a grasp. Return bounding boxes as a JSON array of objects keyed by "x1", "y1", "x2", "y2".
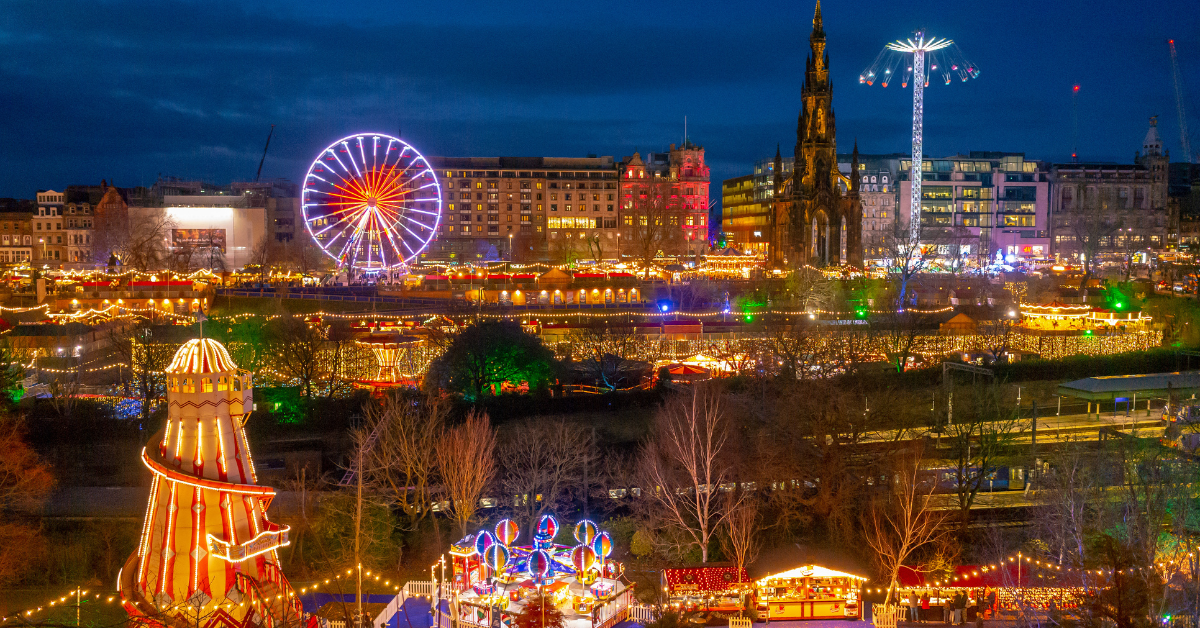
[{"x1": 901, "y1": 588, "x2": 998, "y2": 625}]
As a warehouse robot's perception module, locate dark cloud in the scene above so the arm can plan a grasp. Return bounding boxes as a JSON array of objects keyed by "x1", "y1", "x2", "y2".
[{"x1": 0, "y1": 0, "x2": 1197, "y2": 196}]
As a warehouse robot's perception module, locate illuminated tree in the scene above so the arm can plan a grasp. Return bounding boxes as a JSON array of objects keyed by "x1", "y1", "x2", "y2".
[
  {"x1": 513, "y1": 594, "x2": 565, "y2": 628},
  {"x1": 424, "y1": 320, "x2": 558, "y2": 399}
]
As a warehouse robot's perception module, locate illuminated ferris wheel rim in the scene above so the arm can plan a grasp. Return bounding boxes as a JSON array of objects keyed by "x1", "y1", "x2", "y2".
[{"x1": 301, "y1": 132, "x2": 442, "y2": 272}]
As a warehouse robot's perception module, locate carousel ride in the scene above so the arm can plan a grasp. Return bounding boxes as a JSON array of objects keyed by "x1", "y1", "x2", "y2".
[
  {"x1": 449, "y1": 516, "x2": 630, "y2": 628},
  {"x1": 349, "y1": 320, "x2": 426, "y2": 390}
]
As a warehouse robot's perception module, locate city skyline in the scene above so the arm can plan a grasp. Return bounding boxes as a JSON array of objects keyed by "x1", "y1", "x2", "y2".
[{"x1": 0, "y1": 0, "x2": 1197, "y2": 198}]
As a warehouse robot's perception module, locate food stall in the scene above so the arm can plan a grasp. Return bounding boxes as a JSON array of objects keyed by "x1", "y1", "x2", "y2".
[
  {"x1": 754, "y1": 564, "x2": 866, "y2": 620},
  {"x1": 662, "y1": 565, "x2": 749, "y2": 613}
]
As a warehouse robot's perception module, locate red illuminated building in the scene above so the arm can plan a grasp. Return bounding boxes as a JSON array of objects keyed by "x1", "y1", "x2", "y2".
[{"x1": 619, "y1": 142, "x2": 711, "y2": 258}]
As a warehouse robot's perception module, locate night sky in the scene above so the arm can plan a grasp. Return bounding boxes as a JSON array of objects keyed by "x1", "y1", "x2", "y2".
[{"x1": 1, "y1": 0, "x2": 1197, "y2": 199}]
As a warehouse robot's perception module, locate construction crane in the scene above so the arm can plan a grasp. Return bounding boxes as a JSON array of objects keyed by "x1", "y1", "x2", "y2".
[
  {"x1": 1169, "y1": 40, "x2": 1194, "y2": 163},
  {"x1": 254, "y1": 124, "x2": 275, "y2": 182}
]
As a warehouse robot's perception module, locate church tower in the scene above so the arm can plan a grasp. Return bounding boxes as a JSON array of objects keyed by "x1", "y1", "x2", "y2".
[{"x1": 772, "y1": 1, "x2": 862, "y2": 268}]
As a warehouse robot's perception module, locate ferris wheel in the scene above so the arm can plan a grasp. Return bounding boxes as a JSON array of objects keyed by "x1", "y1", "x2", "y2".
[{"x1": 302, "y1": 133, "x2": 442, "y2": 271}]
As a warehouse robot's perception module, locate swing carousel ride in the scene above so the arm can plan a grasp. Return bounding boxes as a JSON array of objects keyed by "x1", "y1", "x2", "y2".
[{"x1": 449, "y1": 516, "x2": 632, "y2": 628}]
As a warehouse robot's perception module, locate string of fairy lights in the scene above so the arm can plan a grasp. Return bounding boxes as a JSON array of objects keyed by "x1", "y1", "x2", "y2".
[
  {"x1": 863, "y1": 552, "x2": 1200, "y2": 595},
  {"x1": 0, "y1": 568, "x2": 408, "y2": 623}
]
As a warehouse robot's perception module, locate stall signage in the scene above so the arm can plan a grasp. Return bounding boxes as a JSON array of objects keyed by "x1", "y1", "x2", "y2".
[{"x1": 673, "y1": 584, "x2": 700, "y2": 591}]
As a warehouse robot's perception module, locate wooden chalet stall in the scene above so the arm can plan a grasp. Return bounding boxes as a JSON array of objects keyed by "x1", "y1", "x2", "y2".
[
  {"x1": 661, "y1": 565, "x2": 748, "y2": 613},
  {"x1": 753, "y1": 564, "x2": 866, "y2": 620}
]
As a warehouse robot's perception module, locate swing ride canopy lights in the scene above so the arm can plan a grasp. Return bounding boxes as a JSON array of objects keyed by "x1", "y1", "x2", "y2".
[{"x1": 861, "y1": 32, "x2": 979, "y2": 245}]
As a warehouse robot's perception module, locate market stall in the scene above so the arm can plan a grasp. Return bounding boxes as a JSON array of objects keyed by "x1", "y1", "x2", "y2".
[
  {"x1": 449, "y1": 516, "x2": 632, "y2": 628},
  {"x1": 894, "y1": 563, "x2": 1085, "y2": 621},
  {"x1": 754, "y1": 564, "x2": 866, "y2": 620},
  {"x1": 662, "y1": 565, "x2": 749, "y2": 613}
]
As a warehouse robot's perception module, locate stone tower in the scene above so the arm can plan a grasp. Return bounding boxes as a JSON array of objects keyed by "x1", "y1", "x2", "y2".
[{"x1": 772, "y1": 1, "x2": 862, "y2": 268}]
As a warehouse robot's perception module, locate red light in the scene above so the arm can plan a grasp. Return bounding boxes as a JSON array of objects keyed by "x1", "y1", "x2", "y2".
[
  {"x1": 1073, "y1": 85, "x2": 1080, "y2": 92},
  {"x1": 1169, "y1": 39, "x2": 1175, "y2": 44}
]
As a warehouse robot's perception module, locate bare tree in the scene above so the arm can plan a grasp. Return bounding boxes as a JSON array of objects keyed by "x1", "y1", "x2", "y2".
[
  {"x1": 977, "y1": 313, "x2": 1020, "y2": 364},
  {"x1": 109, "y1": 321, "x2": 176, "y2": 427},
  {"x1": 878, "y1": 226, "x2": 935, "y2": 308},
  {"x1": 625, "y1": 177, "x2": 683, "y2": 278},
  {"x1": 942, "y1": 383, "x2": 1022, "y2": 530},
  {"x1": 568, "y1": 323, "x2": 642, "y2": 390},
  {"x1": 639, "y1": 383, "x2": 738, "y2": 563},
  {"x1": 498, "y1": 420, "x2": 595, "y2": 532},
  {"x1": 361, "y1": 391, "x2": 446, "y2": 527},
  {"x1": 1058, "y1": 183, "x2": 1125, "y2": 288},
  {"x1": 121, "y1": 209, "x2": 174, "y2": 270},
  {"x1": 719, "y1": 494, "x2": 759, "y2": 578},
  {"x1": 437, "y1": 410, "x2": 497, "y2": 536},
  {"x1": 268, "y1": 317, "x2": 327, "y2": 399},
  {"x1": 863, "y1": 456, "x2": 948, "y2": 605}
]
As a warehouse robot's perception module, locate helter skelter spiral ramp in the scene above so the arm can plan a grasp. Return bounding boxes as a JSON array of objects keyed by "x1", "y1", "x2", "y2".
[{"x1": 119, "y1": 338, "x2": 300, "y2": 628}]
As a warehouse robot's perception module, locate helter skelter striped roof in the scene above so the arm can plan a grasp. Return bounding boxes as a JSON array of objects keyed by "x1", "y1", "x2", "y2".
[{"x1": 164, "y1": 338, "x2": 238, "y2": 374}]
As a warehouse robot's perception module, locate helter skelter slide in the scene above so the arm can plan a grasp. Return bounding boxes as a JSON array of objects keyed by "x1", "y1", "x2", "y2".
[{"x1": 119, "y1": 338, "x2": 300, "y2": 628}]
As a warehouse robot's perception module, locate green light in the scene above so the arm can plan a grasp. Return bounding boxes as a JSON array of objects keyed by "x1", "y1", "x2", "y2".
[
  {"x1": 1115, "y1": 302, "x2": 1124, "y2": 309},
  {"x1": 1085, "y1": 330, "x2": 1093, "y2": 336},
  {"x1": 744, "y1": 314, "x2": 753, "y2": 323}
]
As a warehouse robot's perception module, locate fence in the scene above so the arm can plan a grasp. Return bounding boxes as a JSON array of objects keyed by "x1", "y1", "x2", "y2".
[
  {"x1": 873, "y1": 604, "x2": 904, "y2": 628},
  {"x1": 628, "y1": 605, "x2": 659, "y2": 625},
  {"x1": 729, "y1": 618, "x2": 752, "y2": 628},
  {"x1": 593, "y1": 587, "x2": 634, "y2": 628}
]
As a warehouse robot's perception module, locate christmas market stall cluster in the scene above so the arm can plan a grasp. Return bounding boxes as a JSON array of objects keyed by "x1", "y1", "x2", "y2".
[
  {"x1": 449, "y1": 516, "x2": 632, "y2": 628},
  {"x1": 893, "y1": 563, "x2": 1085, "y2": 621}
]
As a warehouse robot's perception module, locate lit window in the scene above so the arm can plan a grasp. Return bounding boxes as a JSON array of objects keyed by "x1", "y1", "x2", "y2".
[{"x1": 202, "y1": 378, "x2": 213, "y2": 393}]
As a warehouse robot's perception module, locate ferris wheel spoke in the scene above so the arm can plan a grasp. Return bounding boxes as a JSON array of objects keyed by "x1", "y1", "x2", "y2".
[
  {"x1": 326, "y1": 149, "x2": 354, "y2": 180},
  {"x1": 357, "y1": 139, "x2": 368, "y2": 176},
  {"x1": 340, "y1": 142, "x2": 363, "y2": 178}
]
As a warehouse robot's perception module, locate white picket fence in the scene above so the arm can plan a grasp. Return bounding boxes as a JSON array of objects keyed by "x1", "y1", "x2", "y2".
[
  {"x1": 873, "y1": 604, "x2": 904, "y2": 628},
  {"x1": 628, "y1": 605, "x2": 659, "y2": 625},
  {"x1": 729, "y1": 617, "x2": 752, "y2": 628}
]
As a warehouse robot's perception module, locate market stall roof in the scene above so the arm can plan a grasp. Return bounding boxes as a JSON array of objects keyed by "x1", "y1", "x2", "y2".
[
  {"x1": 1057, "y1": 371, "x2": 1200, "y2": 402},
  {"x1": 747, "y1": 544, "x2": 868, "y2": 583},
  {"x1": 662, "y1": 565, "x2": 749, "y2": 593},
  {"x1": 755, "y1": 564, "x2": 867, "y2": 584}
]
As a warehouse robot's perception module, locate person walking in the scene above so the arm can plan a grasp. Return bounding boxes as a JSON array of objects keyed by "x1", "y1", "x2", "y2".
[
  {"x1": 908, "y1": 591, "x2": 920, "y2": 623},
  {"x1": 942, "y1": 594, "x2": 953, "y2": 624}
]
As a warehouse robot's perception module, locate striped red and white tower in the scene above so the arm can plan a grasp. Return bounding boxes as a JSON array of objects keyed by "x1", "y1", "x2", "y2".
[{"x1": 120, "y1": 338, "x2": 300, "y2": 628}]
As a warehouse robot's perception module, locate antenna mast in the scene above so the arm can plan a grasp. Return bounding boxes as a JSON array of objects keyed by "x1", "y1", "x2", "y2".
[{"x1": 1169, "y1": 40, "x2": 1194, "y2": 163}]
